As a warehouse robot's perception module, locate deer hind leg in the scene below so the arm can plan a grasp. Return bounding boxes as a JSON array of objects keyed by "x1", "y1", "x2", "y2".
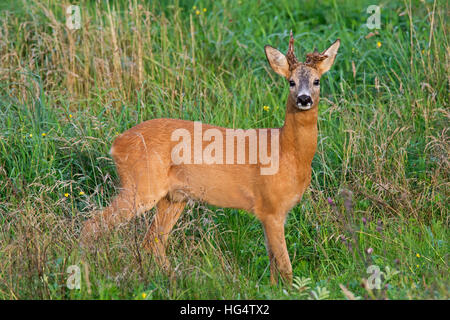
[
  {"x1": 80, "y1": 158, "x2": 168, "y2": 247},
  {"x1": 262, "y1": 215, "x2": 293, "y2": 285},
  {"x1": 80, "y1": 187, "x2": 162, "y2": 246},
  {"x1": 142, "y1": 197, "x2": 186, "y2": 270}
]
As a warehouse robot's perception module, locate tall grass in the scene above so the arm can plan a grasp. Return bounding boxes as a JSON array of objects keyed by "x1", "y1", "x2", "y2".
[{"x1": 0, "y1": 0, "x2": 448, "y2": 299}]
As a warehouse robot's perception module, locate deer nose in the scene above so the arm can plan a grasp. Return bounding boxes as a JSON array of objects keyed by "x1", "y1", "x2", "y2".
[{"x1": 297, "y1": 95, "x2": 312, "y2": 106}]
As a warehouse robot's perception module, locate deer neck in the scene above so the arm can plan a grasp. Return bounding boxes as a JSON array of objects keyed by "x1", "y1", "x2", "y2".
[{"x1": 280, "y1": 95, "x2": 319, "y2": 172}]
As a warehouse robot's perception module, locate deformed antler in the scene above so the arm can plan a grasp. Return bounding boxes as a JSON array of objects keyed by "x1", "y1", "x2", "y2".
[
  {"x1": 305, "y1": 47, "x2": 328, "y2": 68},
  {"x1": 286, "y1": 32, "x2": 330, "y2": 70},
  {"x1": 285, "y1": 30, "x2": 299, "y2": 70}
]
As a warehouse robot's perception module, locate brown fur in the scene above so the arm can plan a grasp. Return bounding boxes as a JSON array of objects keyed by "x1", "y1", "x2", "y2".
[{"x1": 80, "y1": 35, "x2": 340, "y2": 285}]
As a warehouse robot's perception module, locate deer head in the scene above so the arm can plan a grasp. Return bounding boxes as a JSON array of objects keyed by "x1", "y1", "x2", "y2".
[{"x1": 265, "y1": 31, "x2": 340, "y2": 111}]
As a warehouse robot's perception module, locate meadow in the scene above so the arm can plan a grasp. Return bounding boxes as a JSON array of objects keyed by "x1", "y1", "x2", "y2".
[{"x1": 0, "y1": 0, "x2": 448, "y2": 299}]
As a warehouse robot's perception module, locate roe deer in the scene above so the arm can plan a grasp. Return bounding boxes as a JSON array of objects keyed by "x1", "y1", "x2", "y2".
[{"x1": 80, "y1": 32, "x2": 340, "y2": 285}]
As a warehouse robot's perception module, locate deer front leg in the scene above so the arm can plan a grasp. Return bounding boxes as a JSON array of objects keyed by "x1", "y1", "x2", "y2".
[{"x1": 262, "y1": 215, "x2": 292, "y2": 285}]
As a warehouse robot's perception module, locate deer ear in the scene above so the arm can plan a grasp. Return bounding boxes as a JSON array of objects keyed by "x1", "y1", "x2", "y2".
[
  {"x1": 316, "y1": 39, "x2": 340, "y2": 75},
  {"x1": 264, "y1": 45, "x2": 290, "y2": 78}
]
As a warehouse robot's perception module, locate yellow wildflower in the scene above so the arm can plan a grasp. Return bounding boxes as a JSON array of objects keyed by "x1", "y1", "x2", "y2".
[
  {"x1": 64, "y1": 193, "x2": 69, "y2": 197},
  {"x1": 263, "y1": 105, "x2": 270, "y2": 111},
  {"x1": 79, "y1": 191, "x2": 85, "y2": 196},
  {"x1": 29, "y1": 133, "x2": 33, "y2": 137},
  {"x1": 203, "y1": 8, "x2": 206, "y2": 12},
  {"x1": 416, "y1": 253, "x2": 420, "y2": 258},
  {"x1": 69, "y1": 114, "x2": 73, "y2": 118},
  {"x1": 41, "y1": 133, "x2": 46, "y2": 137},
  {"x1": 154, "y1": 237, "x2": 159, "y2": 243},
  {"x1": 377, "y1": 41, "x2": 381, "y2": 48},
  {"x1": 142, "y1": 292, "x2": 147, "y2": 299},
  {"x1": 195, "y1": 10, "x2": 200, "y2": 15},
  {"x1": 193, "y1": 5, "x2": 196, "y2": 10}
]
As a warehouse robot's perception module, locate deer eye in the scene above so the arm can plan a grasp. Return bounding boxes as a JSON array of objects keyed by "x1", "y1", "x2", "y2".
[
  {"x1": 313, "y1": 79, "x2": 320, "y2": 86},
  {"x1": 289, "y1": 80, "x2": 295, "y2": 87}
]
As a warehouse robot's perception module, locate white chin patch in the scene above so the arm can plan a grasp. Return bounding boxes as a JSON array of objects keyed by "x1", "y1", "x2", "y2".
[{"x1": 297, "y1": 103, "x2": 312, "y2": 110}]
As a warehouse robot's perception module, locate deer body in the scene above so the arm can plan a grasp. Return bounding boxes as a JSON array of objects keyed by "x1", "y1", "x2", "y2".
[{"x1": 81, "y1": 33, "x2": 340, "y2": 285}]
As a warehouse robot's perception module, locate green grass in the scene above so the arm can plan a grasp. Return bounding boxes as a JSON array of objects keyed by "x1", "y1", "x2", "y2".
[{"x1": 0, "y1": 0, "x2": 448, "y2": 299}]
